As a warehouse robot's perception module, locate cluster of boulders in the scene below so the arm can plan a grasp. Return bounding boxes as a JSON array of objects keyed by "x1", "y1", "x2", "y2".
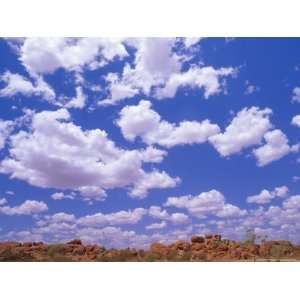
[
  {"x1": 0, "y1": 235, "x2": 298, "y2": 261},
  {"x1": 149, "y1": 235, "x2": 296, "y2": 261}
]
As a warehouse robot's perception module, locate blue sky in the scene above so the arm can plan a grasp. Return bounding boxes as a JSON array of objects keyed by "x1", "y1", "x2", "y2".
[{"x1": 0, "y1": 38, "x2": 299, "y2": 248}]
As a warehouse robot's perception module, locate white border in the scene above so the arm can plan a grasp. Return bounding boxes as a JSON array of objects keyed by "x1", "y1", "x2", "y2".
[
  {"x1": 0, "y1": 0, "x2": 300, "y2": 36},
  {"x1": 1, "y1": 1, "x2": 300, "y2": 299},
  {"x1": 0, "y1": 262, "x2": 299, "y2": 299}
]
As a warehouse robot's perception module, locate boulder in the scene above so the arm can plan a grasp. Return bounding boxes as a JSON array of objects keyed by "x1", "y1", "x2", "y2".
[
  {"x1": 150, "y1": 243, "x2": 168, "y2": 256},
  {"x1": 191, "y1": 236, "x2": 205, "y2": 244},
  {"x1": 191, "y1": 243, "x2": 205, "y2": 251},
  {"x1": 72, "y1": 245, "x2": 86, "y2": 256},
  {"x1": 173, "y1": 241, "x2": 191, "y2": 251},
  {"x1": 67, "y1": 239, "x2": 82, "y2": 245},
  {"x1": 260, "y1": 240, "x2": 294, "y2": 257},
  {"x1": 205, "y1": 234, "x2": 213, "y2": 239},
  {"x1": 213, "y1": 235, "x2": 222, "y2": 241}
]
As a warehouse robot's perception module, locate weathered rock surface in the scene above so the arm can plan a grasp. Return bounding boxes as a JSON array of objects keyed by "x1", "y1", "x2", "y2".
[{"x1": 0, "y1": 236, "x2": 299, "y2": 262}]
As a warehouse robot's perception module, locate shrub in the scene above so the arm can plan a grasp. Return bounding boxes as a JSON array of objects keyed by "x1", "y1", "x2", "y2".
[{"x1": 46, "y1": 244, "x2": 66, "y2": 259}]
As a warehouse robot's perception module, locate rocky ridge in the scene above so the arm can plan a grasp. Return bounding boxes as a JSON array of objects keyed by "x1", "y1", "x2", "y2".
[{"x1": 0, "y1": 235, "x2": 299, "y2": 262}]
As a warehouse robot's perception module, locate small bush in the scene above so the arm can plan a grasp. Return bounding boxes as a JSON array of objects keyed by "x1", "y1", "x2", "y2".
[{"x1": 46, "y1": 244, "x2": 66, "y2": 258}]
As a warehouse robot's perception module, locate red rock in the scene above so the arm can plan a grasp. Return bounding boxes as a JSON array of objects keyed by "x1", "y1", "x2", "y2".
[
  {"x1": 191, "y1": 236, "x2": 205, "y2": 243},
  {"x1": 205, "y1": 234, "x2": 213, "y2": 239},
  {"x1": 246, "y1": 244, "x2": 259, "y2": 255},
  {"x1": 213, "y1": 235, "x2": 222, "y2": 241},
  {"x1": 206, "y1": 253, "x2": 215, "y2": 261},
  {"x1": 150, "y1": 243, "x2": 168, "y2": 256},
  {"x1": 230, "y1": 249, "x2": 242, "y2": 260},
  {"x1": 72, "y1": 246, "x2": 86, "y2": 255},
  {"x1": 173, "y1": 241, "x2": 190, "y2": 251},
  {"x1": 191, "y1": 243, "x2": 205, "y2": 251},
  {"x1": 67, "y1": 239, "x2": 82, "y2": 245},
  {"x1": 0, "y1": 242, "x2": 21, "y2": 248},
  {"x1": 218, "y1": 244, "x2": 229, "y2": 252},
  {"x1": 23, "y1": 242, "x2": 34, "y2": 247}
]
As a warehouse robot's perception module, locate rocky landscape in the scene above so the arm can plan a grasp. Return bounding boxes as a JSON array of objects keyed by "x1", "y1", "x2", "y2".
[{"x1": 0, "y1": 235, "x2": 300, "y2": 262}]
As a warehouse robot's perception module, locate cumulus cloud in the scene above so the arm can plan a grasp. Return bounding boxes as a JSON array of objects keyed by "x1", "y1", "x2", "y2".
[
  {"x1": 4, "y1": 192, "x2": 300, "y2": 247},
  {"x1": 283, "y1": 195, "x2": 300, "y2": 210},
  {"x1": 18, "y1": 38, "x2": 128, "y2": 75},
  {"x1": 148, "y1": 206, "x2": 189, "y2": 224},
  {"x1": 99, "y1": 38, "x2": 235, "y2": 105},
  {"x1": 292, "y1": 87, "x2": 300, "y2": 103},
  {"x1": 51, "y1": 192, "x2": 75, "y2": 200},
  {"x1": 253, "y1": 129, "x2": 297, "y2": 166},
  {"x1": 209, "y1": 107, "x2": 273, "y2": 156},
  {"x1": 165, "y1": 189, "x2": 247, "y2": 219},
  {"x1": 129, "y1": 171, "x2": 180, "y2": 199},
  {"x1": 98, "y1": 73, "x2": 139, "y2": 106},
  {"x1": 0, "y1": 71, "x2": 55, "y2": 101},
  {"x1": 117, "y1": 100, "x2": 220, "y2": 148},
  {"x1": 183, "y1": 37, "x2": 202, "y2": 48},
  {"x1": 99, "y1": 38, "x2": 180, "y2": 105},
  {"x1": 146, "y1": 221, "x2": 167, "y2": 230},
  {"x1": 154, "y1": 66, "x2": 235, "y2": 100},
  {"x1": 0, "y1": 198, "x2": 7, "y2": 205},
  {"x1": 77, "y1": 208, "x2": 147, "y2": 227},
  {"x1": 244, "y1": 81, "x2": 260, "y2": 95},
  {"x1": 138, "y1": 146, "x2": 168, "y2": 163},
  {"x1": 291, "y1": 115, "x2": 300, "y2": 127},
  {"x1": 0, "y1": 119, "x2": 14, "y2": 150},
  {"x1": 0, "y1": 200, "x2": 48, "y2": 215},
  {"x1": 0, "y1": 108, "x2": 178, "y2": 200},
  {"x1": 64, "y1": 86, "x2": 86, "y2": 109},
  {"x1": 247, "y1": 185, "x2": 289, "y2": 204}
]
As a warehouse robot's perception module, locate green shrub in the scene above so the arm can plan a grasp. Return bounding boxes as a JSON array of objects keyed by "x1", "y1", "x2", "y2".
[{"x1": 46, "y1": 244, "x2": 66, "y2": 258}]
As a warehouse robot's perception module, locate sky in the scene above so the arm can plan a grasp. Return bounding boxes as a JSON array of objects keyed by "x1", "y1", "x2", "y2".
[{"x1": 0, "y1": 37, "x2": 299, "y2": 248}]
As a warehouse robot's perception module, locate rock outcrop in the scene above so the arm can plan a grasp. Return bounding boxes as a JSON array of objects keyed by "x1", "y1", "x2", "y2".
[{"x1": 0, "y1": 235, "x2": 299, "y2": 262}]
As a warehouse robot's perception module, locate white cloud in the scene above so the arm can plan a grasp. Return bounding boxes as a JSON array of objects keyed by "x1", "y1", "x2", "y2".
[
  {"x1": 283, "y1": 195, "x2": 300, "y2": 210},
  {"x1": 292, "y1": 87, "x2": 300, "y2": 103},
  {"x1": 0, "y1": 71, "x2": 55, "y2": 102},
  {"x1": 247, "y1": 185, "x2": 289, "y2": 204},
  {"x1": 291, "y1": 115, "x2": 300, "y2": 127},
  {"x1": 274, "y1": 186, "x2": 289, "y2": 198},
  {"x1": 99, "y1": 38, "x2": 180, "y2": 105},
  {"x1": 51, "y1": 192, "x2": 65, "y2": 200},
  {"x1": 19, "y1": 38, "x2": 128, "y2": 75},
  {"x1": 148, "y1": 205, "x2": 189, "y2": 224},
  {"x1": 183, "y1": 37, "x2": 202, "y2": 48},
  {"x1": 0, "y1": 119, "x2": 14, "y2": 150},
  {"x1": 146, "y1": 221, "x2": 167, "y2": 230},
  {"x1": 253, "y1": 129, "x2": 296, "y2": 166},
  {"x1": 209, "y1": 107, "x2": 273, "y2": 156},
  {"x1": 117, "y1": 100, "x2": 220, "y2": 148},
  {"x1": 0, "y1": 200, "x2": 48, "y2": 215},
  {"x1": 138, "y1": 146, "x2": 168, "y2": 163},
  {"x1": 165, "y1": 189, "x2": 247, "y2": 219},
  {"x1": 0, "y1": 198, "x2": 7, "y2": 205},
  {"x1": 64, "y1": 86, "x2": 86, "y2": 109},
  {"x1": 51, "y1": 192, "x2": 75, "y2": 200},
  {"x1": 169, "y1": 212, "x2": 189, "y2": 224},
  {"x1": 5, "y1": 190, "x2": 15, "y2": 195},
  {"x1": 77, "y1": 208, "x2": 147, "y2": 227},
  {"x1": 5, "y1": 192, "x2": 300, "y2": 246},
  {"x1": 244, "y1": 81, "x2": 260, "y2": 95},
  {"x1": 154, "y1": 66, "x2": 235, "y2": 100},
  {"x1": 98, "y1": 73, "x2": 139, "y2": 106},
  {"x1": 99, "y1": 38, "x2": 235, "y2": 105},
  {"x1": 129, "y1": 171, "x2": 180, "y2": 199},
  {"x1": 42, "y1": 212, "x2": 76, "y2": 224},
  {"x1": 0, "y1": 108, "x2": 178, "y2": 200}
]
